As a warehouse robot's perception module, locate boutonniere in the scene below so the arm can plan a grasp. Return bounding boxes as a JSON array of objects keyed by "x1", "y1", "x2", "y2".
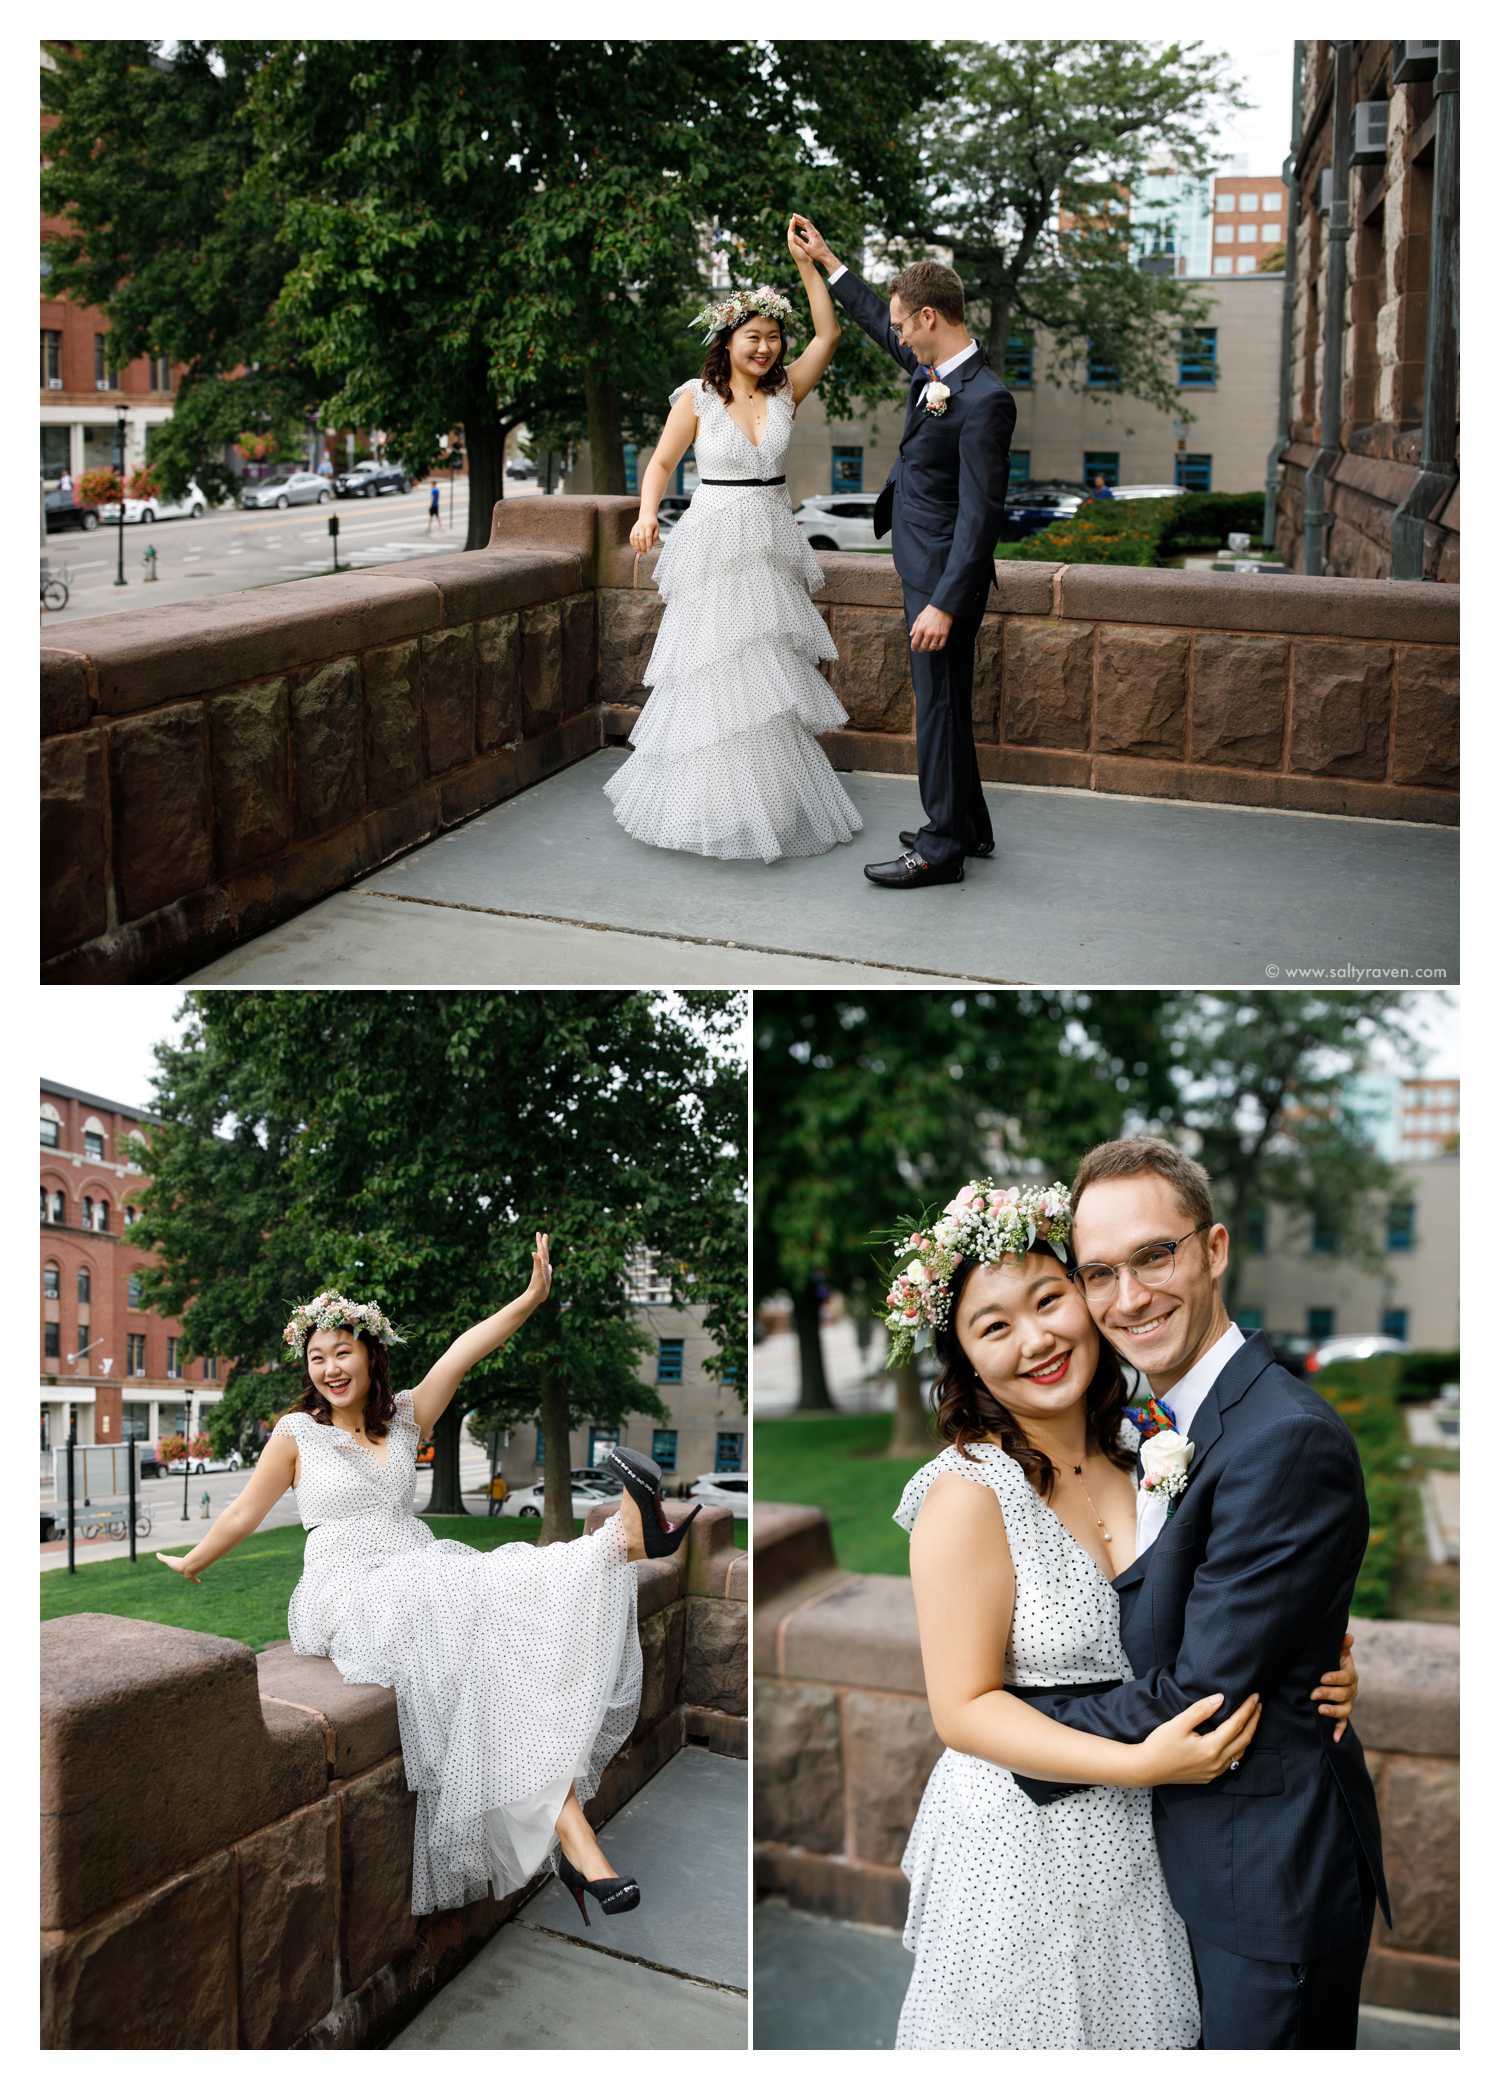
[
  {"x1": 923, "y1": 381, "x2": 950, "y2": 417},
  {"x1": 1139, "y1": 1430, "x2": 1195, "y2": 1518}
]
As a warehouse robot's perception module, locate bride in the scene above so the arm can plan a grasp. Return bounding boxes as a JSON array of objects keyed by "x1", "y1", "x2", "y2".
[
  {"x1": 157, "y1": 1238, "x2": 697, "y2": 1923},
  {"x1": 607, "y1": 218, "x2": 862, "y2": 862},
  {"x1": 883, "y1": 1182, "x2": 1361, "y2": 2049}
]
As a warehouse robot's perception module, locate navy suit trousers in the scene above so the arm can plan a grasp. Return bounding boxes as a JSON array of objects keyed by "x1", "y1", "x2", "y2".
[
  {"x1": 1190, "y1": 1864, "x2": 1377, "y2": 2049},
  {"x1": 903, "y1": 580, "x2": 993, "y2": 867}
]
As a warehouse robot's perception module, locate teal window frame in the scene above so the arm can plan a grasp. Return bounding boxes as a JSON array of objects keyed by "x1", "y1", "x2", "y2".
[
  {"x1": 1003, "y1": 334, "x2": 1035, "y2": 386},
  {"x1": 1086, "y1": 342, "x2": 1119, "y2": 386},
  {"x1": 1175, "y1": 453, "x2": 1213, "y2": 492},
  {"x1": 656, "y1": 1338, "x2": 684, "y2": 1384},
  {"x1": 652, "y1": 1428, "x2": 679, "y2": 1472},
  {"x1": 714, "y1": 1430, "x2": 744, "y2": 1472},
  {"x1": 1178, "y1": 327, "x2": 1219, "y2": 388},
  {"x1": 1082, "y1": 452, "x2": 1119, "y2": 487},
  {"x1": 830, "y1": 446, "x2": 863, "y2": 493}
]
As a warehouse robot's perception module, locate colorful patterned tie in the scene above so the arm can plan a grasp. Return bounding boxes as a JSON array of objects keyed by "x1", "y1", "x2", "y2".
[{"x1": 1123, "y1": 1391, "x2": 1178, "y2": 1442}]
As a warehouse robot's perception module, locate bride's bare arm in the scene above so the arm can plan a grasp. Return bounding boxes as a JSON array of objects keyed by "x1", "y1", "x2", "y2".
[
  {"x1": 784, "y1": 217, "x2": 840, "y2": 405},
  {"x1": 156, "y1": 1428, "x2": 296, "y2": 1580},
  {"x1": 410, "y1": 1233, "x2": 552, "y2": 1437},
  {"x1": 630, "y1": 393, "x2": 699, "y2": 553},
  {"x1": 910, "y1": 1475, "x2": 1259, "y2": 1788}
]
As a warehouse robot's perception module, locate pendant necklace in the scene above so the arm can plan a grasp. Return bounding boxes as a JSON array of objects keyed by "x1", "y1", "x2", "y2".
[{"x1": 1069, "y1": 1459, "x2": 1113, "y2": 1544}]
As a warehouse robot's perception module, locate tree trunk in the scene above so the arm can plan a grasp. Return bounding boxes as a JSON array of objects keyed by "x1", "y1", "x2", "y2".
[
  {"x1": 984, "y1": 288, "x2": 1013, "y2": 368},
  {"x1": 425, "y1": 1402, "x2": 469, "y2": 1515},
  {"x1": 793, "y1": 1281, "x2": 834, "y2": 1411},
  {"x1": 539, "y1": 1364, "x2": 574, "y2": 1545},
  {"x1": 886, "y1": 1357, "x2": 933, "y2": 1459},
  {"x1": 583, "y1": 366, "x2": 626, "y2": 495},
  {"x1": 462, "y1": 381, "x2": 506, "y2": 552}
]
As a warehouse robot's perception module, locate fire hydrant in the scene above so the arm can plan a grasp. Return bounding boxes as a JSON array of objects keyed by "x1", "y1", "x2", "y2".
[
  {"x1": 144, "y1": 545, "x2": 158, "y2": 582},
  {"x1": 199, "y1": 1489, "x2": 212, "y2": 1519}
]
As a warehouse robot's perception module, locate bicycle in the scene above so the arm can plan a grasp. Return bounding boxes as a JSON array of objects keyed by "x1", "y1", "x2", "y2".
[{"x1": 41, "y1": 568, "x2": 70, "y2": 613}]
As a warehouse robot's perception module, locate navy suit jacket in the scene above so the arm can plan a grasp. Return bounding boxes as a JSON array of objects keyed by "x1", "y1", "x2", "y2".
[
  {"x1": 828, "y1": 266, "x2": 1015, "y2": 615},
  {"x1": 1015, "y1": 1333, "x2": 1390, "y2": 1963}
]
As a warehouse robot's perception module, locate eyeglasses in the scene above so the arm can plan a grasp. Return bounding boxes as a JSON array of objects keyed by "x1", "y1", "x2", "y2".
[{"x1": 1073, "y1": 1223, "x2": 1213, "y2": 1304}]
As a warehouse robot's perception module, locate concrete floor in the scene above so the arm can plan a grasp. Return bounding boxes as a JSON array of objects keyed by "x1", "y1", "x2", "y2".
[
  {"x1": 190, "y1": 749, "x2": 1458, "y2": 987},
  {"x1": 391, "y1": 1745, "x2": 747, "y2": 2049},
  {"x1": 753, "y1": 1902, "x2": 1459, "y2": 2050}
]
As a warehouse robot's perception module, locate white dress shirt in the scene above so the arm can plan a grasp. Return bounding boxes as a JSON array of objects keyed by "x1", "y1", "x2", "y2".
[
  {"x1": 826, "y1": 265, "x2": 977, "y2": 387},
  {"x1": 1134, "y1": 1322, "x2": 1245, "y2": 1558}
]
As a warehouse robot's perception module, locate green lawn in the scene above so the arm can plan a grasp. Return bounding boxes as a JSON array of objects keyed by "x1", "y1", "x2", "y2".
[{"x1": 753, "y1": 1412, "x2": 928, "y2": 1576}]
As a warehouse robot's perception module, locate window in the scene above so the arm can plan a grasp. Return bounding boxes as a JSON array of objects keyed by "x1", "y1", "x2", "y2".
[
  {"x1": 128, "y1": 1272, "x2": 144, "y2": 1307},
  {"x1": 1311, "y1": 1218, "x2": 1339, "y2": 1254},
  {"x1": 1307, "y1": 1307, "x2": 1336, "y2": 1342},
  {"x1": 714, "y1": 1431, "x2": 744, "y2": 1473},
  {"x1": 1261, "y1": 224, "x2": 1281, "y2": 242},
  {"x1": 1082, "y1": 452, "x2": 1119, "y2": 487},
  {"x1": 82, "y1": 1197, "x2": 93, "y2": 1229},
  {"x1": 45, "y1": 1323, "x2": 60, "y2": 1359},
  {"x1": 1381, "y1": 1308, "x2": 1410, "y2": 1342},
  {"x1": 831, "y1": 446, "x2": 863, "y2": 493},
  {"x1": 656, "y1": 1339, "x2": 684, "y2": 1384},
  {"x1": 1008, "y1": 449, "x2": 1031, "y2": 485},
  {"x1": 1214, "y1": 223, "x2": 1235, "y2": 244},
  {"x1": 1239, "y1": 194, "x2": 1259, "y2": 211},
  {"x1": 1003, "y1": 333, "x2": 1034, "y2": 386},
  {"x1": 651, "y1": 1428, "x2": 679, "y2": 1472},
  {"x1": 93, "y1": 335, "x2": 119, "y2": 390},
  {"x1": 95, "y1": 1201, "x2": 109, "y2": 1233},
  {"x1": 51, "y1": 1189, "x2": 65, "y2": 1223},
  {"x1": 1262, "y1": 191, "x2": 1282, "y2": 211},
  {"x1": 1238, "y1": 224, "x2": 1257, "y2": 244},
  {"x1": 148, "y1": 355, "x2": 173, "y2": 392},
  {"x1": 202, "y1": 1355, "x2": 219, "y2": 1381},
  {"x1": 1236, "y1": 256, "x2": 1256, "y2": 273},
  {"x1": 76, "y1": 1323, "x2": 90, "y2": 1361},
  {"x1": 77, "y1": 1267, "x2": 91, "y2": 1304},
  {"x1": 84, "y1": 1130, "x2": 104, "y2": 1159},
  {"x1": 40, "y1": 1188, "x2": 48, "y2": 1221},
  {"x1": 41, "y1": 330, "x2": 62, "y2": 386},
  {"x1": 44, "y1": 1263, "x2": 60, "y2": 1300},
  {"x1": 40, "y1": 1113, "x2": 60, "y2": 1148},
  {"x1": 1086, "y1": 343, "x2": 1119, "y2": 386},
  {"x1": 1237, "y1": 1305, "x2": 1264, "y2": 1331},
  {"x1": 1243, "y1": 1209, "x2": 1267, "y2": 1254},
  {"x1": 1214, "y1": 257, "x2": 1233, "y2": 276},
  {"x1": 587, "y1": 1427, "x2": 618, "y2": 1467},
  {"x1": 622, "y1": 442, "x2": 639, "y2": 495},
  {"x1": 125, "y1": 1206, "x2": 137, "y2": 1227},
  {"x1": 128, "y1": 1333, "x2": 146, "y2": 1376},
  {"x1": 1178, "y1": 328, "x2": 1217, "y2": 389},
  {"x1": 166, "y1": 1337, "x2": 181, "y2": 1379},
  {"x1": 533, "y1": 1427, "x2": 545, "y2": 1467},
  {"x1": 1175, "y1": 454, "x2": 1213, "y2": 492},
  {"x1": 1387, "y1": 1201, "x2": 1415, "y2": 1252},
  {"x1": 625, "y1": 1247, "x2": 673, "y2": 1304}
]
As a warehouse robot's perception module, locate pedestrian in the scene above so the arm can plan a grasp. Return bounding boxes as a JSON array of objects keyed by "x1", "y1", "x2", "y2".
[
  {"x1": 427, "y1": 480, "x2": 442, "y2": 533},
  {"x1": 1089, "y1": 473, "x2": 1115, "y2": 501},
  {"x1": 59, "y1": 469, "x2": 72, "y2": 494}
]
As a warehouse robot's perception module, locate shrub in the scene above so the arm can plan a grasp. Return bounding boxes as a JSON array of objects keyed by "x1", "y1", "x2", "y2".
[
  {"x1": 76, "y1": 466, "x2": 122, "y2": 509},
  {"x1": 1158, "y1": 491, "x2": 1265, "y2": 552},
  {"x1": 994, "y1": 490, "x2": 1267, "y2": 567},
  {"x1": 127, "y1": 466, "x2": 162, "y2": 502},
  {"x1": 1396, "y1": 1349, "x2": 1460, "y2": 1401}
]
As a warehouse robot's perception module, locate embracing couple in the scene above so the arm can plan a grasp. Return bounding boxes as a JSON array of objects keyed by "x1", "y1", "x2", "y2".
[
  {"x1": 610, "y1": 214, "x2": 1011, "y2": 884},
  {"x1": 883, "y1": 1135, "x2": 1388, "y2": 2050}
]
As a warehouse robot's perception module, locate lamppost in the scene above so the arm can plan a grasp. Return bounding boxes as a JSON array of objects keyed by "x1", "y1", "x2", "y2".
[{"x1": 113, "y1": 401, "x2": 128, "y2": 587}]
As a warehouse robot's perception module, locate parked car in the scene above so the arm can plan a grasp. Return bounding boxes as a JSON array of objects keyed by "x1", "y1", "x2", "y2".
[
  {"x1": 240, "y1": 471, "x2": 332, "y2": 510},
  {"x1": 163, "y1": 1449, "x2": 244, "y2": 1475},
  {"x1": 43, "y1": 488, "x2": 100, "y2": 533},
  {"x1": 1001, "y1": 479, "x2": 1087, "y2": 540},
  {"x1": 98, "y1": 479, "x2": 210, "y2": 525},
  {"x1": 1305, "y1": 1334, "x2": 1411, "y2": 1375},
  {"x1": 1096, "y1": 483, "x2": 1185, "y2": 502},
  {"x1": 332, "y1": 459, "x2": 412, "y2": 498},
  {"x1": 688, "y1": 1471, "x2": 750, "y2": 1516},
  {"x1": 500, "y1": 1481, "x2": 618, "y2": 1520},
  {"x1": 1266, "y1": 1331, "x2": 1316, "y2": 1378},
  {"x1": 571, "y1": 1465, "x2": 623, "y2": 1494},
  {"x1": 792, "y1": 494, "x2": 882, "y2": 551},
  {"x1": 134, "y1": 1443, "x2": 165, "y2": 1477},
  {"x1": 505, "y1": 459, "x2": 538, "y2": 481}
]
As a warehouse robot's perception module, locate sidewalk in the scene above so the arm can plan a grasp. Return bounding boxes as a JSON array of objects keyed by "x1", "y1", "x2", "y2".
[
  {"x1": 752, "y1": 1320, "x2": 894, "y2": 1419},
  {"x1": 753, "y1": 1902, "x2": 1458, "y2": 2050},
  {"x1": 392, "y1": 1746, "x2": 747, "y2": 2049},
  {"x1": 189, "y1": 750, "x2": 1458, "y2": 987}
]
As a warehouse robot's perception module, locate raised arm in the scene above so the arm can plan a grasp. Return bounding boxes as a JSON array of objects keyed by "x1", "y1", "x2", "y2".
[
  {"x1": 630, "y1": 394, "x2": 698, "y2": 555},
  {"x1": 410, "y1": 1232, "x2": 553, "y2": 1439},
  {"x1": 910, "y1": 1474, "x2": 1256, "y2": 1787},
  {"x1": 156, "y1": 1426, "x2": 297, "y2": 1582},
  {"x1": 790, "y1": 212, "x2": 917, "y2": 374},
  {"x1": 928, "y1": 386, "x2": 1015, "y2": 617},
  {"x1": 784, "y1": 216, "x2": 840, "y2": 405}
]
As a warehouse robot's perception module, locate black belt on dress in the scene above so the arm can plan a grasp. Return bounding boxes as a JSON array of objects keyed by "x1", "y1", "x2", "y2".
[{"x1": 697, "y1": 476, "x2": 786, "y2": 486}]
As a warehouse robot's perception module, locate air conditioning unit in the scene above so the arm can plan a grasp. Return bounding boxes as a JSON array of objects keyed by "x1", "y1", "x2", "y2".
[
  {"x1": 47, "y1": 376, "x2": 62, "y2": 389},
  {"x1": 1393, "y1": 42, "x2": 1439, "y2": 84},
  {"x1": 1351, "y1": 100, "x2": 1389, "y2": 166},
  {"x1": 1317, "y1": 168, "x2": 1335, "y2": 214}
]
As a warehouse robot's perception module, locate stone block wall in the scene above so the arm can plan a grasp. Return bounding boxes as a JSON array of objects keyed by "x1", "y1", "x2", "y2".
[
  {"x1": 753, "y1": 1503, "x2": 1458, "y2": 2020},
  {"x1": 41, "y1": 1507, "x2": 746, "y2": 2049}
]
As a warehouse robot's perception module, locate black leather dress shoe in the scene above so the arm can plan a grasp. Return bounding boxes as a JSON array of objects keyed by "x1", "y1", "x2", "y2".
[
  {"x1": 864, "y1": 851, "x2": 965, "y2": 889},
  {"x1": 900, "y1": 830, "x2": 995, "y2": 859}
]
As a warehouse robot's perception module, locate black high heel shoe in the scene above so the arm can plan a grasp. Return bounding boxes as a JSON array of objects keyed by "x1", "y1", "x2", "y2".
[
  {"x1": 557, "y1": 1850, "x2": 641, "y2": 1925},
  {"x1": 607, "y1": 1445, "x2": 703, "y2": 1559}
]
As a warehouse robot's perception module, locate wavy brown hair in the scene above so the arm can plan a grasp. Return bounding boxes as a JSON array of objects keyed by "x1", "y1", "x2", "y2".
[
  {"x1": 272, "y1": 1327, "x2": 396, "y2": 1440},
  {"x1": 931, "y1": 1254, "x2": 1134, "y2": 1499},
  {"x1": 700, "y1": 311, "x2": 790, "y2": 406}
]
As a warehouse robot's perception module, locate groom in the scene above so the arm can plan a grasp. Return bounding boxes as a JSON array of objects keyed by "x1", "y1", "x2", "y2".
[
  {"x1": 1024, "y1": 1136, "x2": 1390, "y2": 2048},
  {"x1": 790, "y1": 217, "x2": 1014, "y2": 889}
]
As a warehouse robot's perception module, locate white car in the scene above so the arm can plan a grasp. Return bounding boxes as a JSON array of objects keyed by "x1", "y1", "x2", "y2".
[
  {"x1": 163, "y1": 1449, "x2": 243, "y2": 1475},
  {"x1": 240, "y1": 471, "x2": 332, "y2": 511},
  {"x1": 500, "y1": 1481, "x2": 617, "y2": 1520},
  {"x1": 1099, "y1": 484, "x2": 1186, "y2": 502},
  {"x1": 688, "y1": 1471, "x2": 749, "y2": 1516},
  {"x1": 1305, "y1": 1335, "x2": 1411, "y2": 1375},
  {"x1": 98, "y1": 478, "x2": 211, "y2": 525},
  {"x1": 792, "y1": 495, "x2": 882, "y2": 551}
]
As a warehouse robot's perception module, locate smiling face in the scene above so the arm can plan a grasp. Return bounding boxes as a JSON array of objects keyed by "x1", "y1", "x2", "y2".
[
  {"x1": 727, "y1": 314, "x2": 783, "y2": 385},
  {"x1": 1072, "y1": 1170, "x2": 1230, "y2": 1392},
  {"x1": 952, "y1": 1251, "x2": 1102, "y2": 1433},
  {"x1": 304, "y1": 1325, "x2": 371, "y2": 1419},
  {"x1": 889, "y1": 293, "x2": 942, "y2": 367}
]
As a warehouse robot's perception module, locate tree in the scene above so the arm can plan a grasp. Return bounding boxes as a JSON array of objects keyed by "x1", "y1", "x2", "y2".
[
  {"x1": 130, "y1": 991, "x2": 746, "y2": 1542},
  {"x1": 893, "y1": 40, "x2": 1247, "y2": 413}
]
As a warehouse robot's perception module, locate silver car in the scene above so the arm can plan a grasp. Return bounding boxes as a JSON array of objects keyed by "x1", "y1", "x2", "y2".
[
  {"x1": 240, "y1": 470, "x2": 331, "y2": 511},
  {"x1": 792, "y1": 495, "x2": 882, "y2": 551}
]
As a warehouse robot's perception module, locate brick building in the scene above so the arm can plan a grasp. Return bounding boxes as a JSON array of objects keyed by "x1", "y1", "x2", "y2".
[
  {"x1": 1211, "y1": 168, "x2": 1290, "y2": 276},
  {"x1": 39, "y1": 1080, "x2": 221, "y2": 1455},
  {"x1": 1274, "y1": 41, "x2": 1459, "y2": 578}
]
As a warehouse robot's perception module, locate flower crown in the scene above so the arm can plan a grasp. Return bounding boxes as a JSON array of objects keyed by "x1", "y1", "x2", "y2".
[
  {"x1": 881, "y1": 1179, "x2": 1074, "y2": 1369},
  {"x1": 283, "y1": 1292, "x2": 404, "y2": 1361},
  {"x1": 689, "y1": 283, "x2": 794, "y2": 347}
]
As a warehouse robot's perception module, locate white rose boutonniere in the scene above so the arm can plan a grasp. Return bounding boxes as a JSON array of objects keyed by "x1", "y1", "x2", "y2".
[
  {"x1": 923, "y1": 380, "x2": 951, "y2": 417},
  {"x1": 1139, "y1": 1429, "x2": 1195, "y2": 1519}
]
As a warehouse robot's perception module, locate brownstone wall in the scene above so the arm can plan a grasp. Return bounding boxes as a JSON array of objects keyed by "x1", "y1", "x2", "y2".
[
  {"x1": 753, "y1": 1503, "x2": 1458, "y2": 2021},
  {"x1": 41, "y1": 1507, "x2": 746, "y2": 2049}
]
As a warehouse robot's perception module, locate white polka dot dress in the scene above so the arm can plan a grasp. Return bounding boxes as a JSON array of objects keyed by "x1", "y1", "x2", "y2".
[
  {"x1": 603, "y1": 379, "x2": 864, "y2": 861},
  {"x1": 892, "y1": 1444, "x2": 1200, "y2": 2049},
  {"x1": 271, "y1": 1390, "x2": 640, "y2": 1915}
]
